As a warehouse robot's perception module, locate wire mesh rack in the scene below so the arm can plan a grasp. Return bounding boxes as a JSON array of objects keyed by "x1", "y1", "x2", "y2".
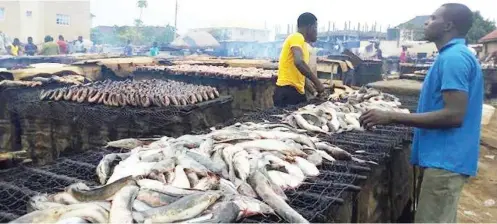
[
  {"x1": 241, "y1": 162, "x2": 363, "y2": 223},
  {"x1": 4, "y1": 86, "x2": 232, "y2": 130},
  {"x1": 0, "y1": 94, "x2": 413, "y2": 223}
]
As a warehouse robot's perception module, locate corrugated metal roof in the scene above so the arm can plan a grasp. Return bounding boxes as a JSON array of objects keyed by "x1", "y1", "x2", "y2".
[
  {"x1": 396, "y1": 16, "x2": 430, "y2": 29},
  {"x1": 171, "y1": 31, "x2": 220, "y2": 49},
  {"x1": 479, "y1": 30, "x2": 497, "y2": 43}
]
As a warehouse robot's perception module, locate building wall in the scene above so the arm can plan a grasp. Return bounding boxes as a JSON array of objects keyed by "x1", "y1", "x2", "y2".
[
  {"x1": 0, "y1": 0, "x2": 90, "y2": 45},
  {"x1": 18, "y1": 1, "x2": 43, "y2": 43},
  {"x1": 359, "y1": 40, "x2": 437, "y2": 58},
  {"x1": 43, "y1": 1, "x2": 91, "y2": 42},
  {"x1": 0, "y1": 1, "x2": 22, "y2": 39},
  {"x1": 484, "y1": 42, "x2": 497, "y2": 57}
]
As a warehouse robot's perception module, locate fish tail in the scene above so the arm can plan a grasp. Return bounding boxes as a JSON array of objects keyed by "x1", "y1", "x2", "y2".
[{"x1": 132, "y1": 211, "x2": 145, "y2": 223}]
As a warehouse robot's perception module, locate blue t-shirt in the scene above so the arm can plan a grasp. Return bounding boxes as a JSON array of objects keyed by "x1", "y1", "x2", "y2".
[
  {"x1": 411, "y1": 38, "x2": 483, "y2": 176},
  {"x1": 150, "y1": 47, "x2": 159, "y2": 56}
]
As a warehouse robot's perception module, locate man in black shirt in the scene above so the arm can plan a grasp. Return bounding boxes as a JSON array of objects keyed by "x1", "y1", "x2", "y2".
[{"x1": 374, "y1": 42, "x2": 383, "y2": 60}]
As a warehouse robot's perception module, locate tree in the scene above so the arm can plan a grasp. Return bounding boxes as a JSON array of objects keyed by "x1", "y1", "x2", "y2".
[
  {"x1": 467, "y1": 11, "x2": 496, "y2": 44},
  {"x1": 134, "y1": 19, "x2": 144, "y2": 27},
  {"x1": 136, "y1": 0, "x2": 148, "y2": 24},
  {"x1": 90, "y1": 27, "x2": 103, "y2": 44}
]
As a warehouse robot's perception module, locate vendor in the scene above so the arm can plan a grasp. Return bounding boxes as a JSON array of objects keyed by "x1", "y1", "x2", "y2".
[
  {"x1": 273, "y1": 12, "x2": 325, "y2": 107},
  {"x1": 359, "y1": 3, "x2": 482, "y2": 223}
]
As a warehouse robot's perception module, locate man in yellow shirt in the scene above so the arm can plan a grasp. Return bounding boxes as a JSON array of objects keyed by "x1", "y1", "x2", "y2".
[{"x1": 273, "y1": 12, "x2": 325, "y2": 107}]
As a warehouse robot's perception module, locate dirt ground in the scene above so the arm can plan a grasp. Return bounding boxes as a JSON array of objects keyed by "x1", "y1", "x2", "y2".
[{"x1": 457, "y1": 106, "x2": 497, "y2": 223}]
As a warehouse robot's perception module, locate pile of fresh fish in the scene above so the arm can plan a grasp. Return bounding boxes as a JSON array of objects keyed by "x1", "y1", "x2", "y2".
[
  {"x1": 39, "y1": 79, "x2": 220, "y2": 107},
  {"x1": 136, "y1": 65, "x2": 277, "y2": 80},
  {"x1": 283, "y1": 87, "x2": 410, "y2": 133},
  {"x1": 14, "y1": 121, "x2": 373, "y2": 224}
]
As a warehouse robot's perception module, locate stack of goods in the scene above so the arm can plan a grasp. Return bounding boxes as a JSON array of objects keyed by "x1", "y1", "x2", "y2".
[
  {"x1": 482, "y1": 63, "x2": 496, "y2": 69},
  {"x1": 281, "y1": 87, "x2": 409, "y2": 134},
  {"x1": 0, "y1": 80, "x2": 43, "y2": 88},
  {"x1": 172, "y1": 60, "x2": 226, "y2": 66},
  {"x1": 13, "y1": 120, "x2": 373, "y2": 223},
  {"x1": 136, "y1": 65, "x2": 277, "y2": 80},
  {"x1": 39, "y1": 79, "x2": 220, "y2": 107}
]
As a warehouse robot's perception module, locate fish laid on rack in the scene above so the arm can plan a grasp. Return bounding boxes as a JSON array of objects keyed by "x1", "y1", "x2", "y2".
[
  {"x1": 14, "y1": 117, "x2": 377, "y2": 224},
  {"x1": 39, "y1": 79, "x2": 220, "y2": 107},
  {"x1": 136, "y1": 64, "x2": 277, "y2": 80},
  {"x1": 30, "y1": 75, "x2": 87, "y2": 86},
  {"x1": 283, "y1": 87, "x2": 410, "y2": 134},
  {"x1": 0, "y1": 80, "x2": 43, "y2": 88}
]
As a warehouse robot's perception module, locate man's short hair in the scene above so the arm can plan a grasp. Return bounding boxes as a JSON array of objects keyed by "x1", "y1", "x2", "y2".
[
  {"x1": 297, "y1": 12, "x2": 317, "y2": 28},
  {"x1": 441, "y1": 3, "x2": 474, "y2": 36}
]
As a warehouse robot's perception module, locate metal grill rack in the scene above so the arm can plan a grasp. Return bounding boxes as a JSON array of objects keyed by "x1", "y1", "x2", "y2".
[{"x1": 0, "y1": 98, "x2": 413, "y2": 223}]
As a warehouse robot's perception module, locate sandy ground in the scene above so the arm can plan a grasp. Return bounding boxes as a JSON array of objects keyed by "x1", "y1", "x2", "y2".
[{"x1": 457, "y1": 106, "x2": 497, "y2": 223}]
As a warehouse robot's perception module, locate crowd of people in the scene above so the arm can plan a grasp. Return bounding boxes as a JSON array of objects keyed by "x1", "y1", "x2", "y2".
[{"x1": 0, "y1": 32, "x2": 100, "y2": 57}]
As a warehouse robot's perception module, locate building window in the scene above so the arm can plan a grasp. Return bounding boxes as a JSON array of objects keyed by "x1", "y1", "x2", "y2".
[
  {"x1": 0, "y1": 8, "x2": 5, "y2": 21},
  {"x1": 56, "y1": 14, "x2": 70, "y2": 25},
  {"x1": 26, "y1": 11, "x2": 32, "y2": 17}
]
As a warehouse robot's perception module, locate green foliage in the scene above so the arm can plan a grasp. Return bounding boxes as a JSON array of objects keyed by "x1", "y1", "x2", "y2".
[
  {"x1": 134, "y1": 19, "x2": 144, "y2": 27},
  {"x1": 467, "y1": 11, "x2": 496, "y2": 44},
  {"x1": 137, "y1": 0, "x2": 148, "y2": 8}
]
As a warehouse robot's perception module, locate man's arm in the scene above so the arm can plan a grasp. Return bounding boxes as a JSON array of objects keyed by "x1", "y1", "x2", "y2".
[
  {"x1": 391, "y1": 90, "x2": 467, "y2": 128},
  {"x1": 291, "y1": 46, "x2": 324, "y2": 93},
  {"x1": 360, "y1": 54, "x2": 471, "y2": 129}
]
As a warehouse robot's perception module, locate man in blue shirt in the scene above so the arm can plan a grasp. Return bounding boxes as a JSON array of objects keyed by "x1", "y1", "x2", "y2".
[{"x1": 360, "y1": 3, "x2": 483, "y2": 223}]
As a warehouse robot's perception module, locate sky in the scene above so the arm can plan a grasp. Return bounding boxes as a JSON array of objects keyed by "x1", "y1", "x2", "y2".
[{"x1": 90, "y1": 0, "x2": 497, "y2": 34}]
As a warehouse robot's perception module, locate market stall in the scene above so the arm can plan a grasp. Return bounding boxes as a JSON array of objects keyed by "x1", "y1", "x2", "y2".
[
  {"x1": 0, "y1": 79, "x2": 233, "y2": 165},
  {"x1": 0, "y1": 87, "x2": 414, "y2": 223}
]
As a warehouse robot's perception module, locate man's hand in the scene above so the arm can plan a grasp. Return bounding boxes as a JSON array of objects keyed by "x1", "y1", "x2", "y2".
[
  {"x1": 359, "y1": 109, "x2": 394, "y2": 129},
  {"x1": 315, "y1": 82, "x2": 325, "y2": 94}
]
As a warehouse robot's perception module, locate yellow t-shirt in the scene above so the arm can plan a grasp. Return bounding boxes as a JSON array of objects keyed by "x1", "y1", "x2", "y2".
[
  {"x1": 276, "y1": 33, "x2": 310, "y2": 94},
  {"x1": 10, "y1": 44, "x2": 19, "y2": 56}
]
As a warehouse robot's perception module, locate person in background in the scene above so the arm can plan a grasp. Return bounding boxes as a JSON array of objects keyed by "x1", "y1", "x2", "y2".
[
  {"x1": 149, "y1": 42, "x2": 159, "y2": 56},
  {"x1": 374, "y1": 42, "x2": 383, "y2": 60},
  {"x1": 8, "y1": 38, "x2": 21, "y2": 56},
  {"x1": 360, "y1": 3, "x2": 482, "y2": 223},
  {"x1": 124, "y1": 40, "x2": 133, "y2": 56},
  {"x1": 24, "y1": 37, "x2": 38, "y2": 56},
  {"x1": 0, "y1": 31, "x2": 12, "y2": 55},
  {"x1": 39, "y1": 35, "x2": 60, "y2": 55},
  {"x1": 89, "y1": 42, "x2": 98, "y2": 54},
  {"x1": 399, "y1": 46, "x2": 409, "y2": 63},
  {"x1": 57, "y1": 35, "x2": 68, "y2": 54},
  {"x1": 73, "y1": 36, "x2": 85, "y2": 53},
  {"x1": 273, "y1": 12, "x2": 325, "y2": 107}
]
